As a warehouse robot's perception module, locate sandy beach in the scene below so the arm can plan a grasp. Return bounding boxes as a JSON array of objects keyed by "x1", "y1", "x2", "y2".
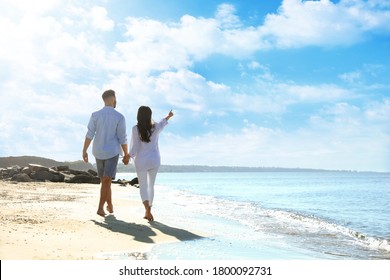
[{"x1": 0, "y1": 181, "x2": 204, "y2": 260}]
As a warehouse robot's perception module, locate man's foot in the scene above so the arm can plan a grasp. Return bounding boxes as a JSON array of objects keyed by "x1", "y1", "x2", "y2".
[
  {"x1": 97, "y1": 210, "x2": 106, "y2": 217},
  {"x1": 106, "y1": 204, "x2": 114, "y2": 214}
]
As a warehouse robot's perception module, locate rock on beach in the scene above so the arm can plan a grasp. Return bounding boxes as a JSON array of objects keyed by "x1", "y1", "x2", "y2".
[
  {"x1": 1, "y1": 163, "x2": 138, "y2": 186},
  {"x1": 1, "y1": 164, "x2": 100, "y2": 184}
]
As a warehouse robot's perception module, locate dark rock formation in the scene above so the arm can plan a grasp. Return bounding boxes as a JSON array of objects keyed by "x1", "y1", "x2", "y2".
[
  {"x1": 1, "y1": 162, "x2": 140, "y2": 187},
  {"x1": 0, "y1": 163, "x2": 100, "y2": 184},
  {"x1": 68, "y1": 174, "x2": 100, "y2": 184},
  {"x1": 11, "y1": 173, "x2": 32, "y2": 182},
  {"x1": 87, "y1": 169, "x2": 98, "y2": 177},
  {"x1": 114, "y1": 177, "x2": 139, "y2": 187}
]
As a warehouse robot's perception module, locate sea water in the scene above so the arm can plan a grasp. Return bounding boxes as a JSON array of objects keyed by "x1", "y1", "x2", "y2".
[{"x1": 118, "y1": 172, "x2": 390, "y2": 260}]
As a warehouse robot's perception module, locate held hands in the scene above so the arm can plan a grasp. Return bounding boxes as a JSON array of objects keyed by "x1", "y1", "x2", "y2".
[{"x1": 122, "y1": 154, "x2": 131, "y2": 165}]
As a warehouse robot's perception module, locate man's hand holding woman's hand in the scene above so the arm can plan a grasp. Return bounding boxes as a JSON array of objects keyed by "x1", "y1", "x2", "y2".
[{"x1": 122, "y1": 154, "x2": 131, "y2": 165}]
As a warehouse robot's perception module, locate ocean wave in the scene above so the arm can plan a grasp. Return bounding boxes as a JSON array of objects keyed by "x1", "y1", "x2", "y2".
[
  {"x1": 262, "y1": 208, "x2": 390, "y2": 254},
  {"x1": 163, "y1": 186, "x2": 390, "y2": 255},
  {"x1": 352, "y1": 232, "x2": 390, "y2": 252}
]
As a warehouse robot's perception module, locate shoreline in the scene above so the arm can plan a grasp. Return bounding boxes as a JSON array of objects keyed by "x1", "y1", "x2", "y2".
[{"x1": 0, "y1": 181, "x2": 204, "y2": 260}]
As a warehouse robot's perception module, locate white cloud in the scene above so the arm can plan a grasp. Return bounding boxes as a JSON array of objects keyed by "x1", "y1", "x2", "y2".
[
  {"x1": 0, "y1": 2, "x2": 111, "y2": 89},
  {"x1": 313, "y1": 102, "x2": 363, "y2": 134},
  {"x1": 89, "y1": 6, "x2": 114, "y2": 31},
  {"x1": 0, "y1": 0, "x2": 62, "y2": 16},
  {"x1": 247, "y1": 61, "x2": 261, "y2": 70},
  {"x1": 113, "y1": 10, "x2": 266, "y2": 75},
  {"x1": 3, "y1": 114, "x2": 86, "y2": 160},
  {"x1": 102, "y1": 69, "x2": 231, "y2": 115},
  {"x1": 97, "y1": 0, "x2": 390, "y2": 77},
  {"x1": 161, "y1": 104, "x2": 390, "y2": 172},
  {"x1": 285, "y1": 83, "x2": 352, "y2": 102},
  {"x1": 105, "y1": 68, "x2": 356, "y2": 125},
  {"x1": 0, "y1": 0, "x2": 389, "y2": 172},
  {"x1": 215, "y1": 3, "x2": 241, "y2": 29},
  {"x1": 365, "y1": 98, "x2": 390, "y2": 122},
  {"x1": 260, "y1": 0, "x2": 390, "y2": 48},
  {"x1": 339, "y1": 71, "x2": 362, "y2": 84}
]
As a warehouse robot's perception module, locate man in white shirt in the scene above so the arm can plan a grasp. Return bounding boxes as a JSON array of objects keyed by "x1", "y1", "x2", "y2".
[{"x1": 82, "y1": 90, "x2": 130, "y2": 217}]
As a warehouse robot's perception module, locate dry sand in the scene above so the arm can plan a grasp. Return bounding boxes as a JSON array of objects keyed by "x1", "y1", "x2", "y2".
[{"x1": 0, "y1": 181, "x2": 203, "y2": 260}]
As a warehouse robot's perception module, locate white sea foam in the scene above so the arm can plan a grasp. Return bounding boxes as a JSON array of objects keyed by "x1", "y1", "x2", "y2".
[{"x1": 159, "y1": 185, "x2": 390, "y2": 256}]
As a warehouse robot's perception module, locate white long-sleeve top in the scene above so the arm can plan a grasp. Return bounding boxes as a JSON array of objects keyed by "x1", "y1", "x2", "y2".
[{"x1": 129, "y1": 119, "x2": 168, "y2": 171}]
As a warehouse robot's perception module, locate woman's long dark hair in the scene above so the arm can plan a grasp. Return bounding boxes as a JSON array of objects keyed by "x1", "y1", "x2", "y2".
[{"x1": 137, "y1": 106, "x2": 154, "y2": 143}]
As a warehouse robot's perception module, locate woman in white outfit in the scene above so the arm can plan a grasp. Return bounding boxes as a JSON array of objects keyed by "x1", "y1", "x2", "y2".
[{"x1": 129, "y1": 106, "x2": 174, "y2": 221}]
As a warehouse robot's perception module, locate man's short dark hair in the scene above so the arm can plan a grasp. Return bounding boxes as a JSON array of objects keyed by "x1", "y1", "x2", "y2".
[{"x1": 102, "y1": 89, "x2": 115, "y2": 100}]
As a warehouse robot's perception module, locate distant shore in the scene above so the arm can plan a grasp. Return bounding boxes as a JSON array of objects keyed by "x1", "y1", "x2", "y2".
[
  {"x1": 1, "y1": 155, "x2": 385, "y2": 173},
  {"x1": 0, "y1": 181, "x2": 204, "y2": 260}
]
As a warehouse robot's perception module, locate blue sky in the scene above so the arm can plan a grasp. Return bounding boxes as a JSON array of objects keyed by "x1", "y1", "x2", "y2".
[{"x1": 0, "y1": 0, "x2": 389, "y2": 172}]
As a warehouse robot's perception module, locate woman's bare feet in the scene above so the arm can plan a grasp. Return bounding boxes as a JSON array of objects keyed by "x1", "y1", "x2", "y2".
[
  {"x1": 142, "y1": 201, "x2": 154, "y2": 221},
  {"x1": 144, "y1": 212, "x2": 154, "y2": 222}
]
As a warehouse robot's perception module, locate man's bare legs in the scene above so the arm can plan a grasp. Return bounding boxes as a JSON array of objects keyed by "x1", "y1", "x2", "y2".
[
  {"x1": 97, "y1": 176, "x2": 113, "y2": 217},
  {"x1": 106, "y1": 178, "x2": 114, "y2": 214},
  {"x1": 143, "y1": 200, "x2": 154, "y2": 221}
]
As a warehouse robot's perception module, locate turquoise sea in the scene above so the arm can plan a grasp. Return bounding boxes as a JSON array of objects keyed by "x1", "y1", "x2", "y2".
[{"x1": 118, "y1": 171, "x2": 390, "y2": 260}]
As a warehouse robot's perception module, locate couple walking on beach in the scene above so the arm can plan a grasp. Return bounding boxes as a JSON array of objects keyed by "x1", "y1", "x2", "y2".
[{"x1": 82, "y1": 89, "x2": 174, "y2": 221}]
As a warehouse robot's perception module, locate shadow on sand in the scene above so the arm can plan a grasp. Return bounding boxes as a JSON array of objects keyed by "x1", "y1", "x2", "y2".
[{"x1": 91, "y1": 215, "x2": 204, "y2": 244}]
